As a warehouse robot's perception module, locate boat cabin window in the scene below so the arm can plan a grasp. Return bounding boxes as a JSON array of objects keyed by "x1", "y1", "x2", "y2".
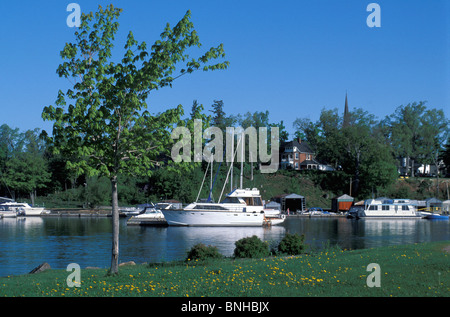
[
  {"x1": 242, "y1": 197, "x2": 263, "y2": 206},
  {"x1": 368, "y1": 205, "x2": 378, "y2": 211},
  {"x1": 193, "y1": 204, "x2": 227, "y2": 210},
  {"x1": 221, "y1": 197, "x2": 241, "y2": 204},
  {"x1": 402, "y1": 205, "x2": 409, "y2": 211},
  {"x1": 382, "y1": 205, "x2": 390, "y2": 211},
  {"x1": 253, "y1": 197, "x2": 262, "y2": 206}
]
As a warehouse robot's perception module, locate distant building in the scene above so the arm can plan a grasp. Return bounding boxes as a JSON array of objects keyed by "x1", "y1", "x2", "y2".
[
  {"x1": 280, "y1": 138, "x2": 334, "y2": 171},
  {"x1": 331, "y1": 194, "x2": 354, "y2": 212},
  {"x1": 272, "y1": 193, "x2": 306, "y2": 212}
]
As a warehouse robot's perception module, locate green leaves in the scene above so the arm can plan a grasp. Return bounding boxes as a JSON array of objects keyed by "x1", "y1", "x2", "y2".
[{"x1": 42, "y1": 6, "x2": 228, "y2": 181}]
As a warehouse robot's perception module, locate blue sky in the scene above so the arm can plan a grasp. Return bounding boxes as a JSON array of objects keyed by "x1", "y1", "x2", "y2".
[{"x1": 0, "y1": 0, "x2": 448, "y2": 137}]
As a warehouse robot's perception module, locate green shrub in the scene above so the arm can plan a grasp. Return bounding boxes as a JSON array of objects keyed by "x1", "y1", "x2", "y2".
[
  {"x1": 278, "y1": 233, "x2": 306, "y2": 255},
  {"x1": 186, "y1": 243, "x2": 223, "y2": 262},
  {"x1": 233, "y1": 235, "x2": 270, "y2": 258}
]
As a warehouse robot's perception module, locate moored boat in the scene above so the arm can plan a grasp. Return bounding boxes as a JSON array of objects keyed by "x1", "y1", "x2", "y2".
[
  {"x1": 0, "y1": 206, "x2": 25, "y2": 218},
  {"x1": 0, "y1": 201, "x2": 47, "y2": 216},
  {"x1": 422, "y1": 213, "x2": 449, "y2": 220},
  {"x1": 162, "y1": 188, "x2": 285, "y2": 227},
  {"x1": 350, "y1": 198, "x2": 421, "y2": 218}
]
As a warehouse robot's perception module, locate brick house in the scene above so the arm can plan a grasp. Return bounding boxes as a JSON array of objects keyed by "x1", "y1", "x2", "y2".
[{"x1": 280, "y1": 138, "x2": 321, "y2": 170}]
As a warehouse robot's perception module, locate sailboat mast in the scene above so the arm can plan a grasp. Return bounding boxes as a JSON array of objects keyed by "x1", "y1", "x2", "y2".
[
  {"x1": 230, "y1": 131, "x2": 234, "y2": 192},
  {"x1": 240, "y1": 131, "x2": 244, "y2": 189}
]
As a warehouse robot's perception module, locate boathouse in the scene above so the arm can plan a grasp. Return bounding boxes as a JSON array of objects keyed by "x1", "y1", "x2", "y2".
[
  {"x1": 331, "y1": 194, "x2": 354, "y2": 212},
  {"x1": 272, "y1": 193, "x2": 306, "y2": 213},
  {"x1": 425, "y1": 197, "x2": 442, "y2": 210}
]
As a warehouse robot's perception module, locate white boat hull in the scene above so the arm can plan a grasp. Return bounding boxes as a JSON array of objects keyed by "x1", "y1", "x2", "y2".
[
  {"x1": 23, "y1": 208, "x2": 45, "y2": 216},
  {"x1": 162, "y1": 209, "x2": 266, "y2": 226},
  {"x1": 1, "y1": 211, "x2": 19, "y2": 218},
  {"x1": 361, "y1": 211, "x2": 421, "y2": 218},
  {"x1": 266, "y1": 216, "x2": 286, "y2": 225}
]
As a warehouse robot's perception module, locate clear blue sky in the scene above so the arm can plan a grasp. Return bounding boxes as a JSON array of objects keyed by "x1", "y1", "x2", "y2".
[{"x1": 1, "y1": 0, "x2": 448, "y2": 137}]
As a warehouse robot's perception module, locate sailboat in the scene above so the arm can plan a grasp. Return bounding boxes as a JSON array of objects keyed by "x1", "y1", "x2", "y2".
[{"x1": 161, "y1": 132, "x2": 285, "y2": 227}]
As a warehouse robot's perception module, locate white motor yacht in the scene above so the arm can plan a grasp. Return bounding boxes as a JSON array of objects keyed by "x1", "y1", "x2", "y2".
[
  {"x1": 0, "y1": 201, "x2": 46, "y2": 216},
  {"x1": 162, "y1": 188, "x2": 285, "y2": 226},
  {"x1": 162, "y1": 131, "x2": 285, "y2": 227}
]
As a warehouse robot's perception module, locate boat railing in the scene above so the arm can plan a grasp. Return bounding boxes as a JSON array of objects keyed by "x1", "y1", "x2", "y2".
[{"x1": 418, "y1": 207, "x2": 442, "y2": 213}]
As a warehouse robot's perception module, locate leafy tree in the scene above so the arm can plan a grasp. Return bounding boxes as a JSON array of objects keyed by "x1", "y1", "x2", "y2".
[
  {"x1": 0, "y1": 124, "x2": 21, "y2": 197},
  {"x1": 270, "y1": 120, "x2": 289, "y2": 143},
  {"x1": 442, "y1": 137, "x2": 450, "y2": 176},
  {"x1": 0, "y1": 126, "x2": 50, "y2": 202},
  {"x1": 340, "y1": 108, "x2": 378, "y2": 196},
  {"x1": 210, "y1": 100, "x2": 227, "y2": 130},
  {"x1": 292, "y1": 117, "x2": 321, "y2": 152},
  {"x1": 420, "y1": 109, "x2": 449, "y2": 197},
  {"x1": 388, "y1": 102, "x2": 427, "y2": 177},
  {"x1": 41, "y1": 5, "x2": 228, "y2": 274},
  {"x1": 316, "y1": 108, "x2": 343, "y2": 169}
]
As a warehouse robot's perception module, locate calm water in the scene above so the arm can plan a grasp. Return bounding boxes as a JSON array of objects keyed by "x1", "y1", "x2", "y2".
[{"x1": 0, "y1": 216, "x2": 449, "y2": 277}]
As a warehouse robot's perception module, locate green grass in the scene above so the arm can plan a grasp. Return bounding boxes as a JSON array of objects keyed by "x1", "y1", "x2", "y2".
[{"x1": 1, "y1": 241, "x2": 449, "y2": 297}]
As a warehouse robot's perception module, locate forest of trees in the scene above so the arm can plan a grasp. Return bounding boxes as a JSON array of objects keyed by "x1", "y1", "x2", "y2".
[
  {"x1": 293, "y1": 101, "x2": 449, "y2": 198},
  {"x1": 1, "y1": 99, "x2": 449, "y2": 206}
]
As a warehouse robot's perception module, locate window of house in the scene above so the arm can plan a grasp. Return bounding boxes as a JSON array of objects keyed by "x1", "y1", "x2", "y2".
[
  {"x1": 295, "y1": 153, "x2": 299, "y2": 159},
  {"x1": 295, "y1": 162, "x2": 299, "y2": 169}
]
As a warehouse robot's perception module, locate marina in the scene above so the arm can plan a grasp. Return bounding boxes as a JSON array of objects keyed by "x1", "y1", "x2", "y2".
[{"x1": 1, "y1": 213, "x2": 449, "y2": 277}]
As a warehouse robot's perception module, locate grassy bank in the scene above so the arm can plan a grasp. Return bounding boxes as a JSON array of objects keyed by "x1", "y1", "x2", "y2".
[{"x1": 1, "y1": 241, "x2": 449, "y2": 297}]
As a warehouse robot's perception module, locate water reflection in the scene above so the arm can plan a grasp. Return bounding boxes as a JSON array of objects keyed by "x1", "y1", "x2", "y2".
[
  {"x1": 0, "y1": 216, "x2": 449, "y2": 277},
  {"x1": 121, "y1": 224, "x2": 286, "y2": 264}
]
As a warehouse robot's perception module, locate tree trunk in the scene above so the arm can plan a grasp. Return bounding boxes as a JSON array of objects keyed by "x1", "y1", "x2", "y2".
[
  {"x1": 110, "y1": 175, "x2": 120, "y2": 274},
  {"x1": 30, "y1": 191, "x2": 35, "y2": 206}
]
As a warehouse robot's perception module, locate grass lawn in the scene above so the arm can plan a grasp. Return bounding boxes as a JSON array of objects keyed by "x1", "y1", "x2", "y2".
[{"x1": 1, "y1": 241, "x2": 449, "y2": 297}]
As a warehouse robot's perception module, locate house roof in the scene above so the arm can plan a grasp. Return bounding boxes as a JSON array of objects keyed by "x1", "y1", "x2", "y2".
[
  {"x1": 281, "y1": 139, "x2": 314, "y2": 154},
  {"x1": 272, "y1": 193, "x2": 305, "y2": 200},
  {"x1": 299, "y1": 159, "x2": 320, "y2": 166}
]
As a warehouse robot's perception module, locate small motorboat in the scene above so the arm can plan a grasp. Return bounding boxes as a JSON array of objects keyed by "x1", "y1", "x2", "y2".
[
  {"x1": 0, "y1": 206, "x2": 25, "y2": 218},
  {"x1": 422, "y1": 213, "x2": 449, "y2": 220}
]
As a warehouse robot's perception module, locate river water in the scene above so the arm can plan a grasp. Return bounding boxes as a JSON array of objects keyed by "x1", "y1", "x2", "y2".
[{"x1": 0, "y1": 216, "x2": 449, "y2": 277}]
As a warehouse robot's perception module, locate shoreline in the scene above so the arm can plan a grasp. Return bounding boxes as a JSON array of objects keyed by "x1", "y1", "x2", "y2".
[
  {"x1": 1, "y1": 240, "x2": 448, "y2": 297},
  {"x1": 36, "y1": 208, "x2": 344, "y2": 218}
]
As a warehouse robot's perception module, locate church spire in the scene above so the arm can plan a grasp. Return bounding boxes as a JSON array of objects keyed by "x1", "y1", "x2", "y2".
[{"x1": 343, "y1": 91, "x2": 349, "y2": 128}]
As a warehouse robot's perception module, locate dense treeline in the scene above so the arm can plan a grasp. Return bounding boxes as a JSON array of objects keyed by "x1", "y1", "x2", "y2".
[
  {"x1": 293, "y1": 101, "x2": 449, "y2": 198},
  {"x1": 0, "y1": 100, "x2": 448, "y2": 206}
]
